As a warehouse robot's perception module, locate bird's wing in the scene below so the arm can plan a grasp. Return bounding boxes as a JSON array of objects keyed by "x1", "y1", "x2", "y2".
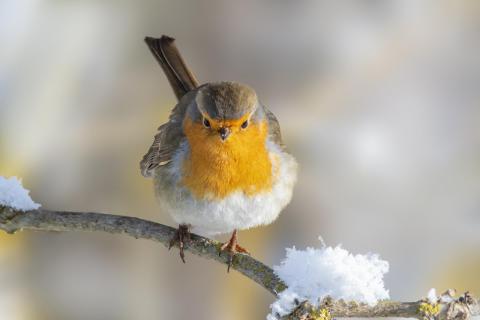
[
  {"x1": 140, "y1": 93, "x2": 193, "y2": 177},
  {"x1": 263, "y1": 105, "x2": 285, "y2": 149}
]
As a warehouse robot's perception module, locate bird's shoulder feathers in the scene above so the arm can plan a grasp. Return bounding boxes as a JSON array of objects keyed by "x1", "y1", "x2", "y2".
[{"x1": 140, "y1": 90, "x2": 197, "y2": 177}]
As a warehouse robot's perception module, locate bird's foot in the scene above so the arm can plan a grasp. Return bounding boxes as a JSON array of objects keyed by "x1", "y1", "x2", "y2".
[
  {"x1": 219, "y1": 229, "x2": 250, "y2": 272},
  {"x1": 169, "y1": 224, "x2": 191, "y2": 263}
]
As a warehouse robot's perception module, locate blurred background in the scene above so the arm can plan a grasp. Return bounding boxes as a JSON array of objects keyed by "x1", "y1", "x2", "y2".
[{"x1": 1, "y1": 0, "x2": 480, "y2": 319}]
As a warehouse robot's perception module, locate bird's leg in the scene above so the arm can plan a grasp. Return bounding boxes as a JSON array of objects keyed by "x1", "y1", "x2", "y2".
[
  {"x1": 219, "y1": 229, "x2": 250, "y2": 272},
  {"x1": 168, "y1": 224, "x2": 191, "y2": 263}
]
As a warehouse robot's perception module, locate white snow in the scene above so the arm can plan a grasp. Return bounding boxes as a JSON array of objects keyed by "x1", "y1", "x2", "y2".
[
  {"x1": 427, "y1": 288, "x2": 438, "y2": 304},
  {"x1": 267, "y1": 290, "x2": 301, "y2": 320},
  {"x1": 268, "y1": 241, "x2": 390, "y2": 319},
  {"x1": 0, "y1": 176, "x2": 40, "y2": 211}
]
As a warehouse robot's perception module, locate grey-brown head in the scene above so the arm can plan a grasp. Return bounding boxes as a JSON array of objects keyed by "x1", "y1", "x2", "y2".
[
  {"x1": 184, "y1": 81, "x2": 264, "y2": 141},
  {"x1": 195, "y1": 82, "x2": 258, "y2": 120}
]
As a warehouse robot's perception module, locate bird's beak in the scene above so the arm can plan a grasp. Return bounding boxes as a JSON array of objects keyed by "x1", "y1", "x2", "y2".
[{"x1": 218, "y1": 127, "x2": 231, "y2": 141}]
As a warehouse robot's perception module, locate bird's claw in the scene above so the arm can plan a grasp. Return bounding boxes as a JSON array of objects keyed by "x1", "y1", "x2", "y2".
[
  {"x1": 169, "y1": 224, "x2": 191, "y2": 263},
  {"x1": 219, "y1": 230, "x2": 250, "y2": 272}
]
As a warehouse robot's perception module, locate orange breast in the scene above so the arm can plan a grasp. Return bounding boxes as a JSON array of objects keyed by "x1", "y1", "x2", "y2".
[{"x1": 181, "y1": 117, "x2": 273, "y2": 199}]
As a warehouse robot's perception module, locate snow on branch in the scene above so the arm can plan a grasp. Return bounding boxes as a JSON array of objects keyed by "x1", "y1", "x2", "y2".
[
  {"x1": 0, "y1": 177, "x2": 40, "y2": 211},
  {"x1": 268, "y1": 244, "x2": 390, "y2": 319},
  {"x1": 0, "y1": 178, "x2": 478, "y2": 320},
  {"x1": 0, "y1": 206, "x2": 478, "y2": 320}
]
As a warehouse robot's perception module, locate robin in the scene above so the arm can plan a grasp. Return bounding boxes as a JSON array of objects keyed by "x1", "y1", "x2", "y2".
[{"x1": 140, "y1": 36, "x2": 297, "y2": 270}]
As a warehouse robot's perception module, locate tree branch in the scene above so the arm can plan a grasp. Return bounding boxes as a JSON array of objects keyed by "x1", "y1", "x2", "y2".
[
  {"x1": 0, "y1": 206, "x2": 286, "y2": 296},
  {"x1": 0, "y1": 206, "x2": 478, "y2": 320},
  {"x1": 283, "y1": 296, "x2": 480, "y2": 320}
]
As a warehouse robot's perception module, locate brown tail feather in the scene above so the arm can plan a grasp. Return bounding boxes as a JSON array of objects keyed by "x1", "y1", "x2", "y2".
[{"x1": 145, "y1": 35, "x2": 199, "y2": 100}]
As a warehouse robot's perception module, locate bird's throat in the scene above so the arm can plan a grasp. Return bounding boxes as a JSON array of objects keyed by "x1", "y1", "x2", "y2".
[{"x1": 181, "y1": 119, "x2": 274, "y2": 199}]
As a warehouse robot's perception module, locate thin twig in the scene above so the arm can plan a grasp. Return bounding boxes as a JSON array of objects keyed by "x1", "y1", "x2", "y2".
[
  {"x1": 284, "y1": 295, "x2": 480, "y2": 320},
  {"x1": 0, "y1": 206, "x2": 286, "y2": 296},
  {"x1": 0, "y1": 206, "x2": 478, "y2": 320}
]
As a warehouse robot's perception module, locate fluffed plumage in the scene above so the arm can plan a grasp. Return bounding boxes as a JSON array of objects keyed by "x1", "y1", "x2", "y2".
[
  {"x1": 141, "y1": 36, "x2": 297, "y2": 243},
  {"x1": 141, "y1": 82, "x2": 297, "y2": 236}
]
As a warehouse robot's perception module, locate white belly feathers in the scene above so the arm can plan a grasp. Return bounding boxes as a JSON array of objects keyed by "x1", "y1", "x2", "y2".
[{"x1": 154, "y1": 140, "x2": 297, "y2": 236}]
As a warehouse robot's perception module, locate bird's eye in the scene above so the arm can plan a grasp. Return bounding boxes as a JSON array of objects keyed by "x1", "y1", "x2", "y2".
[
  {"x1": 203, "y1": 118, "x2": 211, "y2": 128},
  {"x1": 241, "y1": 120, "x2": 249, "y2": 129}
]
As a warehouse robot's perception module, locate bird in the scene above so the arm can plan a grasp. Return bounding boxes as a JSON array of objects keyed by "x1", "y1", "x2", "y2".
[{"x1": 140, "y1": 35, "x2": 297, "y2": 271}]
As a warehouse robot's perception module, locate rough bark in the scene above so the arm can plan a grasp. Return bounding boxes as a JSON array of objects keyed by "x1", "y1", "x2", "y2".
[
  {"x1": 282, "y1": 296, "x2": 479, "y2": 320},
  {"x1": 0, "y1": 206, "x2": 286, "y2": 296},
  {"x1": 0, "y1": 206, "x2": 478, "y2": 320}
]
